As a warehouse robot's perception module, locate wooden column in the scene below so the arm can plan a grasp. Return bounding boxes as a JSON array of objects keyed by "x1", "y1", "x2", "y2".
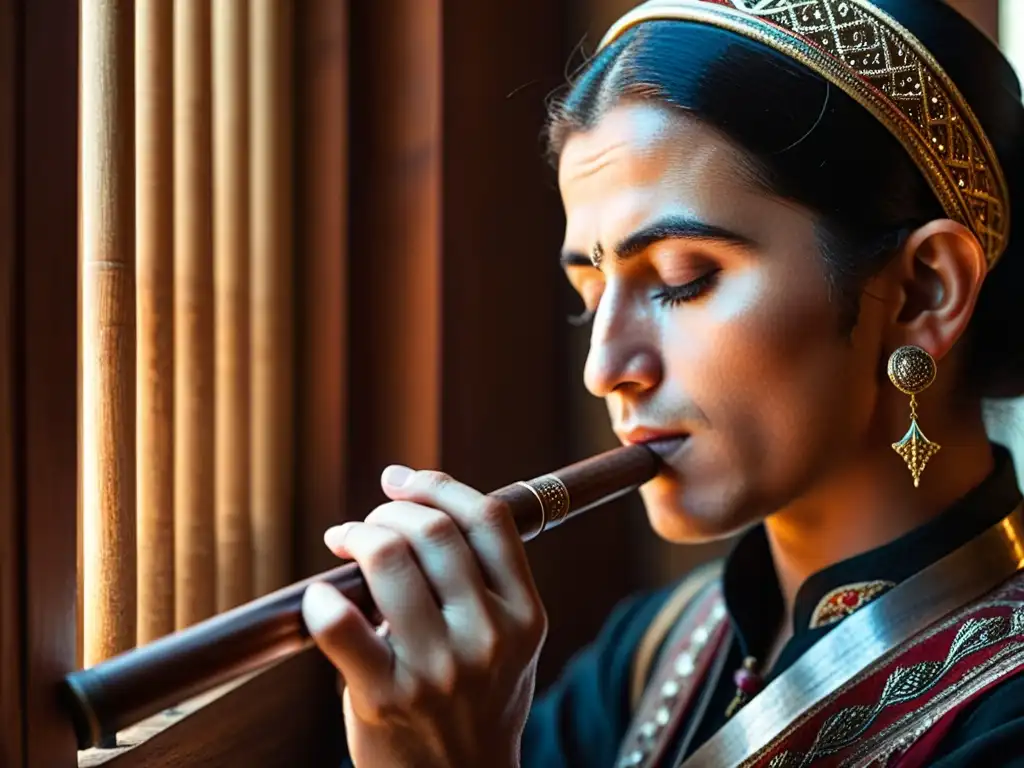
[
  {"x1": 296, "y1": 0, "x2": 348, "y2": 575},
  {"x1": 174, "y1": 0, "x2": 216, "y2": 628},
  {"x1": 81, "y1": 0, "x2": 137, "y2": 667},
  {"x1": 251, "y1": 0, "x2": 294, "y2": 595},
  {"x1": 136, "y1": 0, "x2": 176, "y2": 646},
  {"x1": 214, "y1": 0, "x2": 253, "y2": 610},
  {"x1": 22, "y1": 0, "x2": 80, "y2": 761},
  {"x1": 0, "y1": 0, "x2": 18, "y2": 762},
  {"x1": 347, "y1": 0, "x2": 442, "y2": 515}
]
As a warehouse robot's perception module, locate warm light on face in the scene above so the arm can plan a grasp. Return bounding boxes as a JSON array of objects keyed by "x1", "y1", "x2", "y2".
[{"x1": 558, "y1": 103, "x2": 888, "y2": 543}]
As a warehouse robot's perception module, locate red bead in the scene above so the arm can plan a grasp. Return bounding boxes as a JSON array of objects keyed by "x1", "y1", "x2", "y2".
[
  {"x1": 733, "y1": 667, "x2": 762, "y2": 695},
  {"x1": 841, "y1": 591, "x2": 860, "y2": 607}
]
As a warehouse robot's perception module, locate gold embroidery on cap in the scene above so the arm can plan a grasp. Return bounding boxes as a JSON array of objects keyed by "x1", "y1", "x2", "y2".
[{"x1": 598, "y1": 0, "x2": 1010, "y2": 268}]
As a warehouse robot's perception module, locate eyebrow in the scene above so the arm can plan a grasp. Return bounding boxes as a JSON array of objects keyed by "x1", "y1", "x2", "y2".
[{"x1": 559, "y1": 214, "x2": 756, "y2": 269}]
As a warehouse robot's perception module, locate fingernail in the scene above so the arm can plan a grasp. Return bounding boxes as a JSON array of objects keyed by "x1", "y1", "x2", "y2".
[
  {"x1": 303, "y1": 582, "x2": 347, "y2": 634},
  {"x1": 382, "y1": 464, "x2": 413, "y2": 488},
  {"x1": 324, "y1": 523, "x2": 352, "y2": 550}
]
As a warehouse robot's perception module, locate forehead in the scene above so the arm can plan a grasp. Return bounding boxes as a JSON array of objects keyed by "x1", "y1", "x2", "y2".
[{"x1": 558, "y1": 103, "x2": 763, "y2": 244}]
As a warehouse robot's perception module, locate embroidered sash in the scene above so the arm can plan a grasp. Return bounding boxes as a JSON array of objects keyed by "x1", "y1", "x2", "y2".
[
  {"x1": 617, "y1": 505, "x2": 1024, "y2": 766},
  {"x1": 616, "y1": 579, "x2": 729, "y2": 767},
  {"x1": 760, "y1": 571, "x2": 1024, "y2": 767}
]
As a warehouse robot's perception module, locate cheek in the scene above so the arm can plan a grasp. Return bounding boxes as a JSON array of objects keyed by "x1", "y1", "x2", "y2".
[{"x1": 665, "y1": 269, "x2": 877, "y2": 500}]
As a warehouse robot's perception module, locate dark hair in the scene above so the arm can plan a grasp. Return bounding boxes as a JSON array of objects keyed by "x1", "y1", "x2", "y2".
[{"x1": 547, "y1": 0, "x2": 1024, "y2": 398}]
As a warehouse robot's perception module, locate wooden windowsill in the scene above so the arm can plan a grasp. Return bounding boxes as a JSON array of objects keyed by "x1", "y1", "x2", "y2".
[
  {"x1": 74, "y1": 648, "x2": 344, "y2": 768},
  {"x1": 77, "y1": 670, "x2": 260, "y2": 766}
]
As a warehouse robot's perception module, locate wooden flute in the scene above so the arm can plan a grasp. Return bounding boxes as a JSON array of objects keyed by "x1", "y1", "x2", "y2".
[{"x1": 64, "y1": 443, "x2": 661, "y2": 749}]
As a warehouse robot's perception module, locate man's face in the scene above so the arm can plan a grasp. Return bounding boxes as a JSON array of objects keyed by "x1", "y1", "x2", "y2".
[{"x1": 559, "y1": 102, "x2": 887, "y2": 541}]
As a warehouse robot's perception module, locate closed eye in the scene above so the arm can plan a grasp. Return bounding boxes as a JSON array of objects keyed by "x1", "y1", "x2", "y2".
[{"x1": 652, "y1": 270, "x2": 720, "y2": 306}]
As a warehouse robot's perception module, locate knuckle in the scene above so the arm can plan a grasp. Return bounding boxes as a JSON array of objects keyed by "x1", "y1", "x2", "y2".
[
  {"x1": 364, "y1": 500, "x2": 408, "y2": 525},
  {"x1": 472, "y1": 625, "x2": 503, "y2": 667},
  {"x1": 416, "y1": 513, "x2": 459, "y2": 546},
  {"x1": 364, "y1": 533, "x2": 411, "y2": 573},
  {"x1": 428, "y1": 654, "x2": 460, "y2": 697},
  {"x1": 399, "y1": 674, "x2": 432, "y2": 709},
  {"x1": 478, "y1": 497, "x2": 511, "y2": 527},
  {"x1": 361, "y1": 690, "x2": 400, "y2": 724},
  {"x1": 521, "y1": 602, "x2": 549, "y2": 647}
]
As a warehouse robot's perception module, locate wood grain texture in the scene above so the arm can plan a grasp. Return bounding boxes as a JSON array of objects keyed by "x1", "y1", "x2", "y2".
[
  {"x1": 0, "y1": 0, "x2": 20, "y2": 764},
  {"x1": 76, "y1": 651, "x2": 342, "y2": 768},
  {"x1": 213, "y1": 0, "x2": 253, "y2": 612},
  {"x1": 81, "y1": 0, "x2": 137, "y2": 667},
  {"x1": 77, "y1": 673, "x2": 257, "y2": 766},
  {"x1": 173, "y1": 0, "x2": 216, "y2": 629},
  {"x1": 135, "y1": 0, "x2": 175, "y2": 647},
  {"x1": 295, "y1": 0, "x2": 347, "y2": 576},
  {"x1": 347, "y1": 0, "x2": 441, "y2": 516},
  {"x1": 251, "y1": 0, "x2": 295, "y2": 595},
  {"x1": 22, "y1": 0, "x2": 80, "y2": 762}
]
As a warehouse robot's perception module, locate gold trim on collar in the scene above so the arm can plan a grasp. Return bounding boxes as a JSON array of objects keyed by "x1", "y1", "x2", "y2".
[
  {"x1": 598, "y1": 0, "x2": 1010, "y2": 268},
  {"x1": 809, "y1": 580, "x2": 896, "y2": 629}
]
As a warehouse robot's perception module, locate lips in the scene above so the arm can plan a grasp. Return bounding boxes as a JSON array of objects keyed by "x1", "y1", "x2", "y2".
[{"x1": 618, "y1": 428, "x2": 690, "y2": 460}]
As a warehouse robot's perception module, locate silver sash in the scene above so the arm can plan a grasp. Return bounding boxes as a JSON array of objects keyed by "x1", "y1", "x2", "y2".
[{"x1": 682, "y1": 504, "x2": 1024, "y2": 767}]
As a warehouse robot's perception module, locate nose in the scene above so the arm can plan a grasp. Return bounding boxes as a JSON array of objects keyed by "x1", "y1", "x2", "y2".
[{"x1": 583, "y1": 290, "x2": 663, "y2": 398}]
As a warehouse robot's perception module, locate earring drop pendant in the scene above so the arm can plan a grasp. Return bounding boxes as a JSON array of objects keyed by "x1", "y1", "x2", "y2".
[{"x1": 887, "y1": 346, "x2": 940, "y2": 487}]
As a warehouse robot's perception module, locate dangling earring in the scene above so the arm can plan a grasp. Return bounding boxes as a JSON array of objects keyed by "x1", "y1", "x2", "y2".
[{"x1": 887, "y1": 345, "x2": 940, "y2": 487}]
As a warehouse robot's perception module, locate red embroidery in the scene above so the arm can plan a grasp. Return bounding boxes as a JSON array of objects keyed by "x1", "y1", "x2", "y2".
[{"x1": 810, "y1": 581, "x2": 896, "y2": 629}]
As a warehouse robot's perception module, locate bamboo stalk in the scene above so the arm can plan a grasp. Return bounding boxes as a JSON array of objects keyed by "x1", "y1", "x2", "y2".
[
  {"x1": 251, "y1": 0, "x2": 294, "y2": 595},
  {"x1": 136, "y1": 0, "x2": 175, "y2": 646},
  {"x1": 213, "y1": 0, "x2": 253, "y2": 611},
  {"x1": 174, "y1": 0, "x2": 215, "y2": 628},
  {"x1": 81, "y1": 0, "x2": 137, "y2": 667}
]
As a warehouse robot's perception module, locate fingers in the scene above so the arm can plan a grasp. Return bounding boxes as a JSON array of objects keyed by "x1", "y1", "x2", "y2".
[
  {"x1": 327, "y1": 521, "x2": 448, "y2": 656},
  {"x1": 302, "y1": 582, "x2": 393, "y2": 697},
  {"x1": 378, "y1": 465, "x2": 541, "y2": 610},
  {"x1": 359, "y1": 500, "x2": 492, "y2": 640}
]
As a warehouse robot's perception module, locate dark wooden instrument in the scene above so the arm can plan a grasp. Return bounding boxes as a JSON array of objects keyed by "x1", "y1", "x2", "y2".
[{"x1": 63, "y1": 443, "x2": 661, "y2": 749}]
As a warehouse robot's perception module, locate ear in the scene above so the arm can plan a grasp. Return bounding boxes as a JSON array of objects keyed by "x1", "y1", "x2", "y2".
[{"x1": 882, "y1": 219, "x2": 987, "y2": 361}]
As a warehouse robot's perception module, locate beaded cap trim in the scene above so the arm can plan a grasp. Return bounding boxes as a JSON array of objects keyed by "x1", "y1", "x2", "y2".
[{"x1": 598, "y1": 0, "x2": 1010, "y2": 268}]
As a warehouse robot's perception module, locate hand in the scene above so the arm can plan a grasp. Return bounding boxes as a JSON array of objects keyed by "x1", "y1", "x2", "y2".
[{"x1": 302, "y1": 465, "x2": 548, "y2": 768}]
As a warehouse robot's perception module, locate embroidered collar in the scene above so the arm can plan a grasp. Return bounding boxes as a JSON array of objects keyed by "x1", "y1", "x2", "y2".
[
  {"x1": 807, "y1": 580, "x2": 895, "y2": 629},
  {"x1": 721, "y1": 444, "x2": 1021, "y2": 661}
]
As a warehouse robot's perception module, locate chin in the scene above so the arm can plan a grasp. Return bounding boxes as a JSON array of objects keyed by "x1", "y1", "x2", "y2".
[{"x1": 639, "y1": 476, "x2": 751, "y2": 544}]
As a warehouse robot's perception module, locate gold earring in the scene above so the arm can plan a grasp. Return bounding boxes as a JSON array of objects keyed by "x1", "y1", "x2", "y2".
[{"x1": 888, "y1": 345, "x2": 940, "y2": 487}]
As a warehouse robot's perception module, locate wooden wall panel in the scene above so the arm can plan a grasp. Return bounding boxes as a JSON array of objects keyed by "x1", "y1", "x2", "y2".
[
  {"x1": 251, "y1": 0, "x2": 295, "y2": 595},
  {"x1": 348, "y1": 0, "x2": 442, "y2": 516},
  {"x1": 295, "y1": 0, "x2": 348, "y2": 576},
  {"x1": 0, "y1": 0, "x2": 19, "y2": 763},
  {"x1": 213, "y1": 0, "x2": 253, "y2": 612},
  {"x1": 348, "y1": 0, "x2": 633, "y2": 686},
  {"x1": 21, "y1": 0, "x2": 80, "y2": 762},
  {"x1": 436, "y1": 0, "x2": 642, "y2": 687},
  {"x1": 136, "y1": 0, "x2": 175, "y2": 646},
  {"x1": 174, "y1": 0, "x2": 216, "y2": 628}
]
